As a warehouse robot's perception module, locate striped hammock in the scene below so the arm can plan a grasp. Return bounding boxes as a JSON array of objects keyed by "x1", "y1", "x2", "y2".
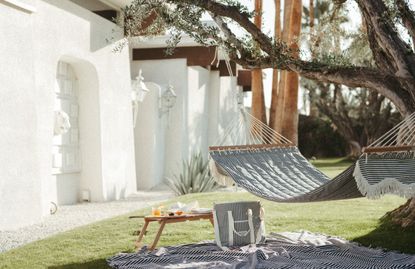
[
  {"x1": 209, "y1": 110, "x2": 415, "y2": 202},
  {"x1": 354, "y1": 112, "x2": 415, "y2": 198}
]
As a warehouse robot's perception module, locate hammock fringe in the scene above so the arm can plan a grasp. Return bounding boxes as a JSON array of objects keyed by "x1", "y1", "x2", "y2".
[{"x1": 353, "y1": 161, "x2": 415, "y2": 199}]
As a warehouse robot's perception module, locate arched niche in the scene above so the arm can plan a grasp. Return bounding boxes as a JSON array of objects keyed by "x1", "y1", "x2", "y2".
[{"x1": 51, "y1": 56, "x2": 103, "y2": 205}]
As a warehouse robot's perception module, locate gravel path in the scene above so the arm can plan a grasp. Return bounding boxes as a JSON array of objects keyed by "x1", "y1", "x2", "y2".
[{"x1": 0, "y1": 189, "x2": 174, "y2": 253}]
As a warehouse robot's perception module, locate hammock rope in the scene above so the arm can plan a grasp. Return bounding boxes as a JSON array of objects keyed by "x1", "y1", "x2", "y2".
[
  {"x1": 211, "y1": 108, "x2": 292, "y2": 150},
  {"x1": 364, "y1": 112, "x2": 415, "y2": 150},
  {"x1": 209, "y1": 108, "x2": 294, "y2": 186}
]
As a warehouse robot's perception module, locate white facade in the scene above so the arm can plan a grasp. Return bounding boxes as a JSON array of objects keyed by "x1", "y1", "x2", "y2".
[
  {"x1": 0, "y1": 0, "x2": 137, "y2": 230},
  {"x1": 132, "y1": 57, "x2": 239, "y2": 190},
  {"x1": 0, "y1": 0, "x2": 241, "y2": 230}
]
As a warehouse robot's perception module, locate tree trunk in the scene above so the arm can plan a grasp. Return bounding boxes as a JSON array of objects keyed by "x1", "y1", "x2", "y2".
[
  {"x1": 309, "y1": 0, "x2": 314, "y2": 29},
  {"x1": 251, "y1": 0, "x2": 267, "y2": 124},
  {"x1": 251, "y1": 70, "x2": 266, "y2": 123},
  {"x1": 348, "y1": 141, "x2": 362, "y2": 159},
  {"x1": 383, "y1": 198, "x2": 415, "y2": 228},
  {"x1": 282, "y1": 72, "x2": 300, "y2": 143},
  {"x1": 269, "y1": 0, "x2": 281, "y2": 131},
  {"x1": 274, "y1": 0, "x2": 293, "y2": 133},
  {"x1": 308, "y1": 0, "x2": 319, "y2": 118},
  {"x1": 281, "y1": 0, "x2": 302, "y2": 144}
]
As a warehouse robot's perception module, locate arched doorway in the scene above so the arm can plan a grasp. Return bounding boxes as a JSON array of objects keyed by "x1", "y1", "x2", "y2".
[{"x1": 52, "y1": 61, "x2": 81, "y2": 205}]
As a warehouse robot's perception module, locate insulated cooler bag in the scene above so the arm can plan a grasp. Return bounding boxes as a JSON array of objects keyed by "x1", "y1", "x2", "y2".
[{"x1": 213, "y1": 201, "x2": 265, "y2": 247}]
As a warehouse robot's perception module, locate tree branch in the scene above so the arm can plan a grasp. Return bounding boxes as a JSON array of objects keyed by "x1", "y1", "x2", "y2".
[
  {"x1": 166, "y1": 0, "x2": 281, "y2": 57},
  {"x1": 396, "y1": 0, "x2": 415, "y2": 44},
  {"x1": 209, "y1": 14, "x2": 256, "y2": 63},
  {"x1": 357, "y1": 0, "x2": 415, "y2": 78},
  {"x1": 291, "y1": 63, "x2": 414, "y2": 115},
  {"x1": 125, "y1": 0, "x2": 415, "y2": 115}
]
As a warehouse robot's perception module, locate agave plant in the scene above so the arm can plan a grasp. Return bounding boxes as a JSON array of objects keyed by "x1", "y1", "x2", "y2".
[{"x1": 166, "y1": 151, "x2": 219, "y2": 195}]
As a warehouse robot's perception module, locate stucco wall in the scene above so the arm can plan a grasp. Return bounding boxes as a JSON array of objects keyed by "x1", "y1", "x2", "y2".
[
  {"x1": 207, "y1": 71, "x2": 221, "y2": 146},
  {"x1": 0, "y1": 0, "x2": 43, "y2": 230},
  {"x1": 187, "y1": 66, "x2": 210, "y2": 157},
  {"x1": 218, "y1": 77, "x2": 240, "y2": 135},
  {"x1": 131, "y1": 59, "x2": 188, "y2": 189},
  {"x1": 132, "y1": 57, "x2": 240, "y2": 189},
  {"x1": 0, "y1": 0, "x2": 137, "y2": 230},
  {"x1": 134, "y1": 82, "x2": 166, "y2": 189}
]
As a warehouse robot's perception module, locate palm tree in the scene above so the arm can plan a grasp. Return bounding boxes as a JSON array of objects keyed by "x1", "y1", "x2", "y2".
[
  {"x1": 270, "y1": 0, "x2": 302, "y2": 144},
  {"x1": 281, "y1": 0, "x2": 302, "y2": 144},
  {"x1": 251, "y1": 0, "x2": 267, "y2": 124},
  {"x1": 269, "y1": 0, "x2": 281, "y2": 131}
]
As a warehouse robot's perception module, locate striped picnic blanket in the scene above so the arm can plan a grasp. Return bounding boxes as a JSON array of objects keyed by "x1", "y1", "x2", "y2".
[{"x1": 107, "y1": 232, "x2": 415, "y2": 269}]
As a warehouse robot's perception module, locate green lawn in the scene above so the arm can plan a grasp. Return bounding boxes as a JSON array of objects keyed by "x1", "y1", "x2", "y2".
[
  {"x1": 1, "y1": 158, "x2": 414, "y2": 269},
  {"x1": 311, "y1": 157, "x2": 353, "y2": 178}
]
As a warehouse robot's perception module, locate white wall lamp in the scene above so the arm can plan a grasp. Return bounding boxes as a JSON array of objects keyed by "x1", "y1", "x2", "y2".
[
  {"x1": 131, "y1": 69, "x2": 150, "y2": 128},
  {"x1": 159, "y1": 84, "x2": 177, "y2": 120},
  {"x1": 236, "y1": 89, "x2": 244, "y2": 108}
]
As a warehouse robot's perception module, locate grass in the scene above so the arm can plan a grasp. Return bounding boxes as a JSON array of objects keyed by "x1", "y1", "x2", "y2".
[
  {"x1": 1, "y1": 158, "x2": 414, "y2": 269},
  {"x1": 310, "y1": 157, "x2": 353, "y2": 178}
]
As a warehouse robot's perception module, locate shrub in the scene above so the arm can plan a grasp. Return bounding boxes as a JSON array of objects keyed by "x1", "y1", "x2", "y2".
[
  {"x1": 166, "y1": 152, "x2": 219, "y2": 195},
  {"x1": 298, "y1": 115, "x2": 348, "y2": 158}
]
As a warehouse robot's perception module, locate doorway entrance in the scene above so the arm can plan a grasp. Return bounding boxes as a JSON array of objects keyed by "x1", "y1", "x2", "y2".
[{"x1": 51, "y1": 61, "x2": 81, "y2": 205}]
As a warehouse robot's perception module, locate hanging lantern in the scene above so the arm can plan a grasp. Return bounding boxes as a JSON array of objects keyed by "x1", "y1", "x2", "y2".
[
  {"x1": 131, "y1": 69, "x2": 150, "y2": 103},
  {"x1": 159, "y1": 84, "x2": 177, "y2": 117},
  {"x1": 131, "y1": 69, "x2": 150, "y2": 128}
]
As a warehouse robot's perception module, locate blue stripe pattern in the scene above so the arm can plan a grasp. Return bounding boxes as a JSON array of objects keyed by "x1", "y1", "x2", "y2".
[
  {"x1": 210, "y1": 147, "x2": 363, "y2": 202},
  {"x1": 108, "y1": 239, "x2": 415, "y2": 268}
]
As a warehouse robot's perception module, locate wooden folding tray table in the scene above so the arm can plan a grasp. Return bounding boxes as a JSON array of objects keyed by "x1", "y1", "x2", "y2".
[{"x1": 135, "y1": 213, "x2": 214, "y2": 251}]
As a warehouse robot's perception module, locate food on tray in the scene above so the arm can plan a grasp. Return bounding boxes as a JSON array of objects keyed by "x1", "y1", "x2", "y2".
[{"x1": 191, "y1": 208, "x2": 212, "y2": 214}]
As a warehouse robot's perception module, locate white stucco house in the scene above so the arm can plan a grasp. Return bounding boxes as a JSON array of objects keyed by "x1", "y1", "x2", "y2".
[{"x1": 0, "y1": 0, "x2": 249, "y2": 231}]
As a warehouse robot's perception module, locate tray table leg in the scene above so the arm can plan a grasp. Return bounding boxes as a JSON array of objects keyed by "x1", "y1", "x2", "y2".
[
  {"x1": 149, "y1": 220, "x2": 166, "y2": 251},
  {"x1": 135, "y1": 220, "x2": 150, "y2": 249}
]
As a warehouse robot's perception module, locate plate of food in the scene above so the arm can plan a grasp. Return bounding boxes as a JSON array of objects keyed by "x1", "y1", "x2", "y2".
[
  {"x1": 166, "y1": 210, "x2": 185, "y2": 216},
  {"x1": 191, "y1": 208, "x2": 212, "y2": 214}
]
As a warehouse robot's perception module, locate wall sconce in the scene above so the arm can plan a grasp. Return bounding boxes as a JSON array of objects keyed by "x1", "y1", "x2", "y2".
[
  {"x1": 236, "y1": 89, "x2": 244, "y2": 108},
  {"x1": 159, "y1": 84, "x2": 177, "y2": 118},
  {"x1": 131, "y1": 69, "x2": 150, "y2": 128},
  {"x1": 132, "y1": 70, "x2": 150, "y2": 102}
]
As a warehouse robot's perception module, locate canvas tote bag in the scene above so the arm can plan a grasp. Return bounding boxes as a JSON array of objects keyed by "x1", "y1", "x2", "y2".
[{"x1": 213, "y1": 201, "x2": 265, "y2": 247}]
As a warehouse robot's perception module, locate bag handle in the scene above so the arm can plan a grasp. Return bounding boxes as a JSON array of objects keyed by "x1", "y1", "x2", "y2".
[
  {"x1": 213, "y1": 209, "x2": 223, "y2": 248},
  {"x1": 227, "y1": 209, "x2": 256, "y2": 245}
]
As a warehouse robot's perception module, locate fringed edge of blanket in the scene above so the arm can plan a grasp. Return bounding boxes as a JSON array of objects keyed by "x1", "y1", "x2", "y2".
[
  {"x1": 209, "y1": 158, "x2": 235, "y2": 187},
  {"x1": 353, "y1": 162, "x2": 415, "y2": 199}
]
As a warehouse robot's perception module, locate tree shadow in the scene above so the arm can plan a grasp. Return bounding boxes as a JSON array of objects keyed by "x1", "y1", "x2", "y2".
[
  {"x1": 353, "y1": 216, "x2": 415, "y2": 254},
  {"x1": 48, "y1": 258, "x2": 110, "y2": 269}
]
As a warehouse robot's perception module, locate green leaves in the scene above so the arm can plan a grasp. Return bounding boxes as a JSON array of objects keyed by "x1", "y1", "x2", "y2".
[{"x1": 166, "y1": 151, "x2": 219, "y2": 196}]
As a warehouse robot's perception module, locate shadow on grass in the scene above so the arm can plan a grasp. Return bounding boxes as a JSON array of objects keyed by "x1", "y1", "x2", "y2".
[
  {"x1": 47, "y1": 217, "x2": 415, "y2": 268},
  {"x1": 48, "y1": 258, "x2": 111, "y2": 269},
  {"x1": 354, "y1": 217, "x2": 415, "y2": 254}
]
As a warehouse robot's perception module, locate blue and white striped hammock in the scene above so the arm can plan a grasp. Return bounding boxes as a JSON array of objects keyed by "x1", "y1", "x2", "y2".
[{"x1": 209, "y1": 110, "x2": 415, "y2": 202}]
